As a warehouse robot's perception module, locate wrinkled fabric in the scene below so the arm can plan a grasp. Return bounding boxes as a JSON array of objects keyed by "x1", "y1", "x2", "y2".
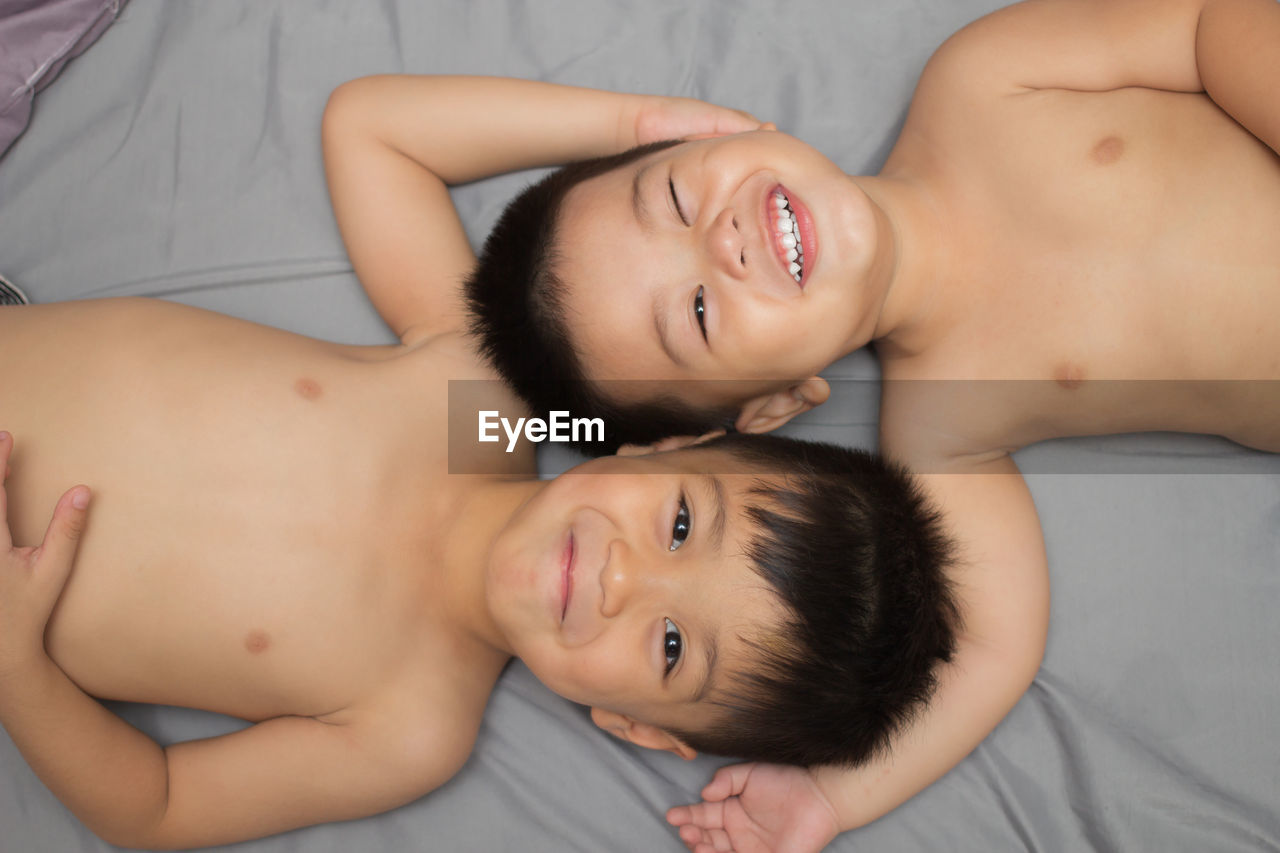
[{"x1": 0, "y1": 0, "x2": 127, "y2": 158}]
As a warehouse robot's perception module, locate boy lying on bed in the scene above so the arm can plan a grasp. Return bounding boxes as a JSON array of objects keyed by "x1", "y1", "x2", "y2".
[
  {"x1": 0, "y1": 80, "x2": 964, "y2": 853},
  {"x1": 330, "y1": 0, "x2": 1279, "y2": 850},
  {"x1": 0, "y1": 293, "x2": 965, "y2": 850}
]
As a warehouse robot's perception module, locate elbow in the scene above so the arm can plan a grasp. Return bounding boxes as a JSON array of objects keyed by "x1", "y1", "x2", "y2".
[{"x1": 321, "y1": 80, "x2": 362, "y2": 152}]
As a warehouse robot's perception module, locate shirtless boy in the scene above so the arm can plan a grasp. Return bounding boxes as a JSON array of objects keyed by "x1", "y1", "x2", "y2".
[
  {"x1": 358, "y1": 0, "x2": 1274, "y2": 850},
  {"x1": 0, "y1": 115, "x2": 966, "y2": 850}
]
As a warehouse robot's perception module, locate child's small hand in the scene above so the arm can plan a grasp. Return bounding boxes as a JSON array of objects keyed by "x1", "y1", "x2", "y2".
[
  {"x1": 0, "y1": 431, "x2": 90, "y2": 679},
  {"x1": 666, "y1": 762, "x2": 839, "y2": 853},
  {"x1": 632, "y1": 95, "x2": 773, "y2": 147}
]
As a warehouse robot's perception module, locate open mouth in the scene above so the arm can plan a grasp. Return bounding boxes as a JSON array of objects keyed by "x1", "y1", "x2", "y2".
[
  {"x1": 768, "y1": 187, "x2": 806, "y2": 286},
  {"x1": 560, "y1": 533, "x2": 575, "y2": 622}
]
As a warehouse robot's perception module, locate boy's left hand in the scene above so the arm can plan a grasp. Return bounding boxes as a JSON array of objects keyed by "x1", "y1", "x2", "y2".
[
  {"x1": 666, "y1": 762, "x2": 840, "y2": 853},
  {"x1": 632, "y1": 95, "x2": 773, "y2": 146},
  {"x1": 0, "y1": 431, "x2": 91, "y2": 679}
]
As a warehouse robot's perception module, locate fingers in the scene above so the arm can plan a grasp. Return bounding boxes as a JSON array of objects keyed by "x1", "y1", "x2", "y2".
[
  {"x1": 33, "y1": 485, "x2": 91, "y2": 590},
  {"x1": 670, "y1": 799, "x2": 721, "y2": 824},
  {"x1": 676, "y1": 823, "x2": 734, "y2": 853},
  {"x1": 698, "y1": 829, "x2": 734, "y2": 852}
]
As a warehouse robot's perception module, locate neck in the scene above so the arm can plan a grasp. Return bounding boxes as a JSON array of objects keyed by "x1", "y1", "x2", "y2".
[
  {"x1": 433, "y1": 476, "x2": 546, "y2": 657},
  {"x1": 847, "y1": 172, "x2": 950, "y2": 359}
]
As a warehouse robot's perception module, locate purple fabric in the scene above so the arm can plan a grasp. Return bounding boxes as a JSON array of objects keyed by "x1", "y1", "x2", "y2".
[{"x1": 0, "y1": 0, "x2": 126, "y2": 158}]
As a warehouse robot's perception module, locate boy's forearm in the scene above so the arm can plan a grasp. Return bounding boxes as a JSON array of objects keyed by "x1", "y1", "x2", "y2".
[
  {"x1": 328, "y1": 75, "x2": 647, "y2": 185},
  {"x1": 815, "y1": 641, "x2": 1038, "y2": 832},
  {"x1": 0, "y1": 656, "x2": 168, "y2": 847},
  {"x1": 1196, "y1": 0, "x2": 1280, "y2": 155}
]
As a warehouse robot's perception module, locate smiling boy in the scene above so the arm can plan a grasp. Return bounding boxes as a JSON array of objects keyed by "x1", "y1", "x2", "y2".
[{"x1": 0, "y1": 302, "x2": 962, "y2": 849}]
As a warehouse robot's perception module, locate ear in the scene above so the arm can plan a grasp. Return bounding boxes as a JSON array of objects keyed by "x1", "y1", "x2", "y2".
[
  {"x1": 734, "y1": 377, "x2": 830, "y2": 434},
  {"x1": 616, "y1": 430, "x2": 728, "y2": 457},
  {"x1": 590, "y1": 708, "x2": 697, "y2": 760}
]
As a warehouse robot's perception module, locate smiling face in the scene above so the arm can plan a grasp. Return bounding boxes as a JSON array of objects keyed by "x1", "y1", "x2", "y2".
[
  {"x1": 483, "y1": 447, "x2": 787, "y2": 737},
  {"x1": 554, "y1": 131, "x2": 890, "y2": 410}
]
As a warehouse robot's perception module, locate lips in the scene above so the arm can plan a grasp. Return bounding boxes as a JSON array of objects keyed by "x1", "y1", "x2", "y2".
[{"x1": 560, "y1": 532, "x2": 575, "y2": 623}]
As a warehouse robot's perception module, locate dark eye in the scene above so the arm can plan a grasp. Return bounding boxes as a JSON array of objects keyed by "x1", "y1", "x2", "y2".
[
  {"x1": 693, "y1": 286, "x2": 707, "y2": 342},
  {"x1": 669, "y1": 496, "x2": 691, "y2": 551},
  {"x1": 669, "y1": 176, "x2": 689, "y2": 226},
  {"x1": 663, "y1": 618, "x2": 684, "y2": 675}
]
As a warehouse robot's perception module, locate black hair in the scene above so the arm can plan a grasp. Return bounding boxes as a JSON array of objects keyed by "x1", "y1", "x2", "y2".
[
  {"x1": 666, "y1": 433, "x2": 960, "y2": 768},
  {"x1": 465, "y1": 141, "x2": 738, "y2": 454}
]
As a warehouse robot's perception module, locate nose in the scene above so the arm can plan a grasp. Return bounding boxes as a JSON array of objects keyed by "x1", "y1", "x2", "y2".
[
  {"x1": 599, "y1": 538, "x2": 668, "y2": 618},
  {"x1": 705, "y1": 207, "x2": 748, "y2": 281}
]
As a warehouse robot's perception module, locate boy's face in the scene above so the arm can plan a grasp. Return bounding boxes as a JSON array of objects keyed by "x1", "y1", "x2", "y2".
[
  {"x1": 555, "y1": 131, "x2": 887, "y2": 410},
  {"x1": 485, "y1": 447, "x2": 786, "y2": 742}
]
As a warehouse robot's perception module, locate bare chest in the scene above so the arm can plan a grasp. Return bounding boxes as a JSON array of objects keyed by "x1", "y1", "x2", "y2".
[
  {"x1": 3, "y1": 300, "x2": 475, "y2": 719},
  {"x1": 902, "y1": 88, "x2": 1280, "y2": 448}
]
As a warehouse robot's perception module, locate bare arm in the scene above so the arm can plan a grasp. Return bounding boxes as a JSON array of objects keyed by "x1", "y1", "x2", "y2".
[
  {"x1": 934, "y1": 0, "x2": 1280, "y2": 153},
  {"x1": 322, "y1": 75, "x2": 762, "y2": 344},
  {"x1": 3, "y1": 674, "x2": 458, "y2": 849}
]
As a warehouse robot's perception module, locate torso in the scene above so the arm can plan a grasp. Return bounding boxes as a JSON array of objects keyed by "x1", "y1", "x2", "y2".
[
  {"x1": 881, "y1": 82, "x2": 1280, "y2": 456},
  {"x1": 0, "y1": 298, "x2": 528, "y2": 731}
]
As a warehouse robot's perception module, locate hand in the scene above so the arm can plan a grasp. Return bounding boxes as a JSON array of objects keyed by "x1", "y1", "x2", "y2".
[
  {"x1": 667, "y1": 762, "x2": 841, "y2": 853},
  {"x1": 0, "y1": 431, "x2": 91, "y2": 678},
  {"x1": 631, "y1": 95, "x2": 773, "y2": 146}
]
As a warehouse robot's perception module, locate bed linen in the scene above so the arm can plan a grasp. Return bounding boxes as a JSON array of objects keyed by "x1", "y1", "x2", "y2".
[{"x1": 1, "y1": 2, "x2": 1276, "y2": 851}]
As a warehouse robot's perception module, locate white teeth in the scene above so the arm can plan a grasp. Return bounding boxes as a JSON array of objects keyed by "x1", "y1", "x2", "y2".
[{"x1": 772, "y1": 189, "x2": 804, "y2": 282}]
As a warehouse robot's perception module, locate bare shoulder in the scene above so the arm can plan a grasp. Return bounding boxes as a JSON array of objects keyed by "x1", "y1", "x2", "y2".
[
  {"x1": 879, "y1": 359, "x2": 1015, "y2": 466},
  {"x1": 324, "y1": 670, "x2": 489, "y2": 792},
  {"x1": 912, "y1": 0, "x2": 1205, "y2": 109}
]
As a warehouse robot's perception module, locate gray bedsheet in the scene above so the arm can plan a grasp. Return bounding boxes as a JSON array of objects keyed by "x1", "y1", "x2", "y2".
[{"x1": 1, "y1": 2, "x2": 1277, "y2": 851}]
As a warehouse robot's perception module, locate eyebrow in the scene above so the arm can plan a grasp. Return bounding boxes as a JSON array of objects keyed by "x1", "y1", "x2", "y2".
[
  {"x1": 698, "y1": 473, "x2": 727, "y2": 556},
  {"x1": 689, "y1": 474, "x2": 728, "y2": 704},
  {"x1": 652, "y1": 289, "x2": 687, "y2": 369},
  {"x1": 631, "y1": 163, "x2": 655, "y2": 235},
  {"x1": 692, "y1": 630, "x2": 719, "y2": 705}
]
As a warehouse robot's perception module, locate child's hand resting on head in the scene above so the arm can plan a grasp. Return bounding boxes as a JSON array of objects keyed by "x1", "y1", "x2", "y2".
[
  {"x1": 0, "y1": 431, "x2": 91, "y2": 680},
  {"x1": 667, "y1": 762, "x2": 840, "y2": 853},
  {"x1": 631, "y1": 94, "x2": 773, "y2": 146}
]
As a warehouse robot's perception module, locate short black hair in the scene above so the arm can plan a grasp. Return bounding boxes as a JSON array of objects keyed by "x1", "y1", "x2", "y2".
[
  {"x1": 465, "y1": 141, "x2": 737, "y2": 454},
  {"x1": 667, "y1": 433, "x2": 960, "y2": 768}
]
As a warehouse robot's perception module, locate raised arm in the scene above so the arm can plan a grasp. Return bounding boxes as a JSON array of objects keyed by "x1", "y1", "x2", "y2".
[
  {"x1": 322, "y1": 75, "x2": 762, "y2": 344},
  {"x1": 932, "y1": 0, "x2": 1280, "y2": 154},
  {"x1": 669, "y1": 452, "x2": 1049, "y2": 852},
  {"x1": 0, "y1": 433, "x2": 460, "y2": 849}
]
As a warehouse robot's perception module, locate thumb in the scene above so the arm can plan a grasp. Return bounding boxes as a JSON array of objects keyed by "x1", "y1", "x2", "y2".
[
  {"x1": 34, "y1": 486, "x2": 91, "y2": 587},
  {"x1": 702, "y1": 763, "x2": 754, "y2": 802}
]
